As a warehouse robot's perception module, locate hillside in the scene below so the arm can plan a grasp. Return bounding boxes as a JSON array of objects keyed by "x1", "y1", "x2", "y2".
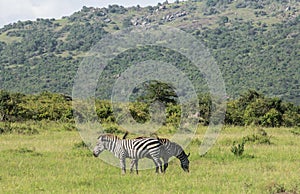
[{"x1": 0, "y1": 0, "x2": 299, "y2": 103}]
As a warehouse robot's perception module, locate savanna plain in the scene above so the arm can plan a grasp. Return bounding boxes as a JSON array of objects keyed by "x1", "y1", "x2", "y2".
[{"x1": 0, "y1": 122, "x2": 299, "y2": 194}]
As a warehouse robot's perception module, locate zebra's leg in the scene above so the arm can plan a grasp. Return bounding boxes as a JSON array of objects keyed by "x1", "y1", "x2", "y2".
[
  {"x1": 130, "y1": 159, "x2": 139, "y2": 174},
  {"x1": 135, "y1": 159, "x2": 139, "y2": 175},
  {"x1": 120, "y1": 158, "x2": 126, "y2": 175},
  {"x1": 163, "y1": 157, "x2": 169, "y2": 173},
  {"x1": 130, "y1": 159, "x2": 134, "y2": 173},
  {"x1": 152, "y1": 158, "x2": 163, "y2": 173},
  {"x1": 159, "y1": 159, "x2": 163, "y2": 173}
]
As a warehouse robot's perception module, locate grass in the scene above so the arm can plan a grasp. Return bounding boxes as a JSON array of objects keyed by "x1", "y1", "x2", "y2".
[
  {"x1": 0, "y1": 122, "x2": 299, "y2": 193},
  {"x1": 0, "y1": 31, "x2": 22, "y2": 44}
]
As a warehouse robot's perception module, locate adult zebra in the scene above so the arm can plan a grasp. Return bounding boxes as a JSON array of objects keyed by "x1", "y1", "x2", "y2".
[
  {"x1": 158, "y1": 137, "x2": 190, "y2": 173},
  {"x1": 123, "y1": 132, "x2": 190, "y2": 173},
  {"x1": 93, "y1": 134, "x2": 163, "y2": 174}
]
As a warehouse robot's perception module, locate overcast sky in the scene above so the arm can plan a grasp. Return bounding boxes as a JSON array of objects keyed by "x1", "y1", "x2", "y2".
[{"x1": 0, "y1": 0, "x2": 176, "y2": 27}]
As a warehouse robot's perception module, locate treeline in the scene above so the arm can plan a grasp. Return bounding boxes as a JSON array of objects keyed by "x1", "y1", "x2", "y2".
[
  {"x1": 1, "y1": 90, "x2": 299, "y2": 127},
  {"x1": 226, "y1": 90, "x2": 300, "y2": 127},
  {"x1": 0, "y1": 91, "x2": 73, "y2": 122}
]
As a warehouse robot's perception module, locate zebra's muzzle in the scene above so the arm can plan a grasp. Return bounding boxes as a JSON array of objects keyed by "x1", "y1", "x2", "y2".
[{"x1": 93, "y1": 152, "x2": 99, "y2": 157}]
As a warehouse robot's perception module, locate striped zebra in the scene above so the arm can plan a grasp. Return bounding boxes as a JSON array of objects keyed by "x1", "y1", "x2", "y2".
[
  {"x1": 93, "y1": 134, "x2": 163, "y2": 174},
  {"x1": 123, "y1": 132, "x2": 190, "y2": 173},
  {"x1": 158, "y1": 137, "x2": 190, "y2": 173}
]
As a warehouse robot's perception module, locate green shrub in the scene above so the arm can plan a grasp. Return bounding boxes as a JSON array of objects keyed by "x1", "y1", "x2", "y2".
[
  {"x1": 243, "y1": 98, "x2": 270, "y2": 125},
  {"x1": 62, "y1": 123, "x2": 76, "y2": 131},
  {"x1": 266, "y1": 182, "x2": 287, "y2": 194},
  {"x1": 0, "y1": 122, "x2": 13, "y2": 134},
  {"x1": 243, "y1": 128, "x2": 272, "y2": 145},
  {"x1": 95, "y1": 100, "x2": 115, "y2": 123},
  {"x1": 0, "y1": 122, "x2": 39, "y2": 135},
  {"x1": 231, "y1": 140, "x2": 245, "y2": 157},
  {"x1": 129, "y1": 102, "x2": 150, "y2": 124},
  {"x1": 290, "y1": 128, "x2": 300, "y2": 136},
  {"x1": 261, "y1": 108, "x2": 282, "y2": 127},
  {"x1": 283, "y1": 110, "x2": 300, "y2": 127},
  {"x1": 166, "y1": 104, "x2": 180, "y2": 126},
  {"x1": 103, "y1": 126, "x2": 123, "y2": 134},
  {"x1": 243, "y1": 134, "x2": 271, "y2": 145},
  {"x1": 73, "y1": 141, "x2": 90, "y2": 149}
]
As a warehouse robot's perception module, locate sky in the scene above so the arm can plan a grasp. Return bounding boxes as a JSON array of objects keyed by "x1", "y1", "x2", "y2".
[{"x1": 0, "y1": 0, "x2": 176, "y2": 27}]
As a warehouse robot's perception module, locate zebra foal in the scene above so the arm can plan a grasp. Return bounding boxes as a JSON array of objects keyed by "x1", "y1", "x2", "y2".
[{"x1": 93, "y1": 134, "x2": 163, "y2": 174}]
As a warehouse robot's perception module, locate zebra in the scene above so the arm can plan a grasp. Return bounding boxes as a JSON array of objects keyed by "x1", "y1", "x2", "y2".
[
  {"x1": 93, "y1": 134, "x2": 163, "y2": 174},
  {"x1": 122, "y1": 132, "x2": 190, "y2": 173},
  {"x1": 157, "y1": 137, "x2": 190, "y2": 173}
]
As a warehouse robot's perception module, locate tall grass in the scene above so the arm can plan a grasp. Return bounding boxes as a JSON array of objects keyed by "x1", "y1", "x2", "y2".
[{"x1": 0, "y1": 122, "x2": 299, "y2": 193}]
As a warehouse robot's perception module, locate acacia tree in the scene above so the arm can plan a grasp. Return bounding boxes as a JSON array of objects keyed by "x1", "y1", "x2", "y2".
[{"x1": 134, "y1": 80, "x2": 178, "y2": 105}]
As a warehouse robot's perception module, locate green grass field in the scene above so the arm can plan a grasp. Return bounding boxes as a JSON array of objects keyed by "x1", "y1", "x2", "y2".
[{"x1": 0, "y1": 123, "x2": 299, "y2": 193}]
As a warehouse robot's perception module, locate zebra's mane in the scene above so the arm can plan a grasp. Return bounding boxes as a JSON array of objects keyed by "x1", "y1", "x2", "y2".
[
  {"x1": 177, "y1": 148, "x2": 190, "y2": 159},
  {"x1": 98, "y1": 134, "x2": 121, "y2": 141},
  {"x1": 122, "y1": 131, "x2": 170, "y2": 143},
  {"x1": 135, "y1": 136, "x2": 149, "y2": 139},
  {"x1": 122, "y1": 131, "x2": 157, "y2": 140}
]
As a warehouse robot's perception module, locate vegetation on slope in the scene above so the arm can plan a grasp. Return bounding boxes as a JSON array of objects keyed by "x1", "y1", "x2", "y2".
[{"x1": 0, "y1": 0, "x2": 299, "y2": 104}]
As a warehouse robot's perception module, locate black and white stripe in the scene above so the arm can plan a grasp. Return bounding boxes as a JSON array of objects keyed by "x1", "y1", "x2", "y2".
[
  {"x1": 158, "y1": 138, "x2": 190, "y2": 172},
  {"x1": 93, "y1": 134, "x2": 163, "y2": 174},
  {"x1": 122, "y1": 132, "x2": 190, "y2": 173}
]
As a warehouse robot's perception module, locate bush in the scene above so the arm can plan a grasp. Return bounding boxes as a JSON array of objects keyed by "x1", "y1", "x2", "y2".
[
  {"x1": 243, "y1": 128, "x2": 272, "y2": 145},
  {"x1": 283, "y1": 110, "x2": 300, "y2": 127},
  {"x1": 266, "y1": 182, "x2": 288, "y2": 194},
  {"x1": 62, "y1": 123, "x2": 76, "y2": 131},
  {"x1": 0, "y1": 122, "x2": 13, "y2": 134},
  {"x1": 231, "y1": 140, "x2": 245, "y2": 157},
  {"x1": 166, "y1": 104, "x2": 180, "y2": 126},
  {"x1": 95, "y1": 100, "x2": 115, "y2": 123},
  {"x1": 261, "y1": 108, "x2": 282, "y2": 127},
  {"x1": 243, "y1": 98, "x2": 270, "y2": 125},
  {"x1": 0, "y1": 122, "x2": 39, "y2": 135},
  {"x1": 290, "y1": 128, "x2": 300, "y2": 136},
  {"x1": 226, "y1": 90, "x2": 300, "y2": 127},
  {"x1": 129, "y1": 102, "x2": 150, "y2": 124},
  {"x1": 243, "y1": 134, "x2": 271, "y2": 145},
  {"x1": 103, "y1": 126, "x2": 123, "y2": 134},
  {"x1": 73, "y1": 141, "x2": 90, "y2": 149}
]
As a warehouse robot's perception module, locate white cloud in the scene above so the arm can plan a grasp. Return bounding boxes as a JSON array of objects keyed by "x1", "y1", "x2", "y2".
[{"x1": 0, "y1": 0, "x2": 176, "y2": 27}]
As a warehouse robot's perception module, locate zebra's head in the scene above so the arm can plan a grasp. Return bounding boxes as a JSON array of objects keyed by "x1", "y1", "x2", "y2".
[
  {"x1": 180, "y1": 152, "x2": 190, "y2": 172},
  {"x1": 93, "y1": 134, "x2": 120, "y2": 157},
  {"x1": 93, "y1": 135, "x2": 106, "y2": 157}
]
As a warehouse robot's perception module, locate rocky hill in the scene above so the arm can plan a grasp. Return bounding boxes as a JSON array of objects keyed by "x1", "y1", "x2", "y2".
[{"x1": 0, "y1": 0, "x2": 299, "y2": 103}]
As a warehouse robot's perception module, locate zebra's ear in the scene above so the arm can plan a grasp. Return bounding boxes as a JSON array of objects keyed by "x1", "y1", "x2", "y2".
[
  {"x1": 187, "y1": 153, "x2": 190, "y2": 157},
  {"x1": 122, "y1": 131, "x2": 129, "y2": 139}
]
